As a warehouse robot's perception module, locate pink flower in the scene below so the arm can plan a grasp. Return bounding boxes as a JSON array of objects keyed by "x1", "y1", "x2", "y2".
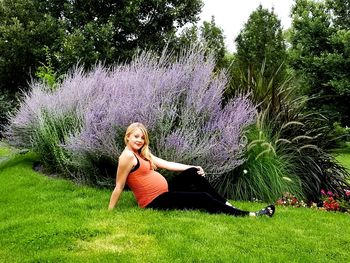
[
  {"x1": 321, "y1": 189, "x2": 326, "y2": 196},
  {"x1": 345, "y1": 190, "x2": 350, "y2": 197},
  {"x1": 327, "y1": 191, "x2": 333, "y2": 196},
  {"x1": 276, "y1": 199, "x2": 285, "y2": 205}
]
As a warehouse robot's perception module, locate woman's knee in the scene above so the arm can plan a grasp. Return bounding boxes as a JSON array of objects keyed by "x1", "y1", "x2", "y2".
[{"x1": 184, "y1": 167, "x2": 200, "y2": 175}]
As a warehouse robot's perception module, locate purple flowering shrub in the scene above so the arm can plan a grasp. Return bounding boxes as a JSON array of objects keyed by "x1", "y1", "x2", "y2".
[{"x1": 6, "y1": 48, "x2": 256, "y2": 185}]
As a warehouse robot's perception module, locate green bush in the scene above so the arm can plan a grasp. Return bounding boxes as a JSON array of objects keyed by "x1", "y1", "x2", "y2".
[
  {"x1": 31, "y1": 110, "x2": 82, "y2": 177},
  {"x1": 34, "y1": 46, "x2": 59, "y2": 91},
  {"x1": 328, "y1": 122, "x2": 350, "y2": 148},
  {"x1": 225, "y1": 61, "x2": 350, "y2": 203},
  {"x1": 213, "y1": 112, "x2": 303, "y2": 202},
  {"x1": 0, "y1": 91, "x2": 17, "y2": 138}
]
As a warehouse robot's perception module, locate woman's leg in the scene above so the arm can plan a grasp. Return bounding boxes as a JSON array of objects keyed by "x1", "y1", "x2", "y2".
[
  {"x1": 146, "y1": 191, "x2": 250, "y2": 217},
  {"x1": 168, "y1": 167, "x2": 227, "y2": 203}
]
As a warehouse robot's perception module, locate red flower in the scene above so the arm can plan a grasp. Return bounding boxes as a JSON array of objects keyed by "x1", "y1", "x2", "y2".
[
  {"x1": 291, "y1": 197, "x2": 298, "y2": 205},
  {"x1": 323, "y1": 197, "x2": 340, "y2": 211}
]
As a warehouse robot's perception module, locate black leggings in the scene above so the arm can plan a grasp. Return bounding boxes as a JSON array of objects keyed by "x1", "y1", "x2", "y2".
[{"x1": 146, "y1": 168, "x2": 250, "y2": 217}]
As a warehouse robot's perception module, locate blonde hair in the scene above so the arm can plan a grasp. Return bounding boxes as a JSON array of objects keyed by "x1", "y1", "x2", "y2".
[{"x1": 124, "y1": 122, "x2": 156, "y2": 169}]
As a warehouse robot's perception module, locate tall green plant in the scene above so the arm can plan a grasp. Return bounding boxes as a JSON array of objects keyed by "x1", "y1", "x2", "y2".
[
  {"x1": 259, "y1": 76, "x2": 350, "y2": 203},
  {"x1": 0, "y1": 91, "x2": 12, "y2": 138},
  {"x1": 225, "y1": 62, "x2": 350, "y2": 203},
  {"x1": 34, "y1": 46, "x2": 59, "y2": 91},
  {"x1": 227, "y1": 59, "x2": 292, "y2": 113},
  {"x1": 213, "y1": 111, "x2": 303, "y2": 202},
  {"x1": 31, "y1": 110, "x2": 82, "y2": 177},
  {"x1": 230, "y1": 4, "x2": 288, "y2": 102}
]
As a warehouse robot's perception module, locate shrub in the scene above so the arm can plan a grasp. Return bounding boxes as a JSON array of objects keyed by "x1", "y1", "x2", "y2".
[
  {"x1": 273, "y1": 115, "x2": 349, "y2": 203},
  {"x1": 6, "y1": 47, "x2": 256, "y2": 186},
  {"x1": 226, "y1": 62, "x2": 350, "y2": 203},
  {"x1": 260, "y1": 82, "x2": 350, "y2": 203},
  {"x1": 34, "y1": 46, "x2": 59, "y2": 91},
  {"x1": 0, "y1": 91, "x2": 18, "y2": 139},
  {"x1": 213, "y1": 111, "x2": 304, "y2": 202}
]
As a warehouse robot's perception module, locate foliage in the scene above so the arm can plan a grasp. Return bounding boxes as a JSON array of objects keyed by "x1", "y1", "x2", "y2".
[
  {"x1": 326, "y1": 0, "x2": 350, "y2": 29},
  {"x1": 200, "y1": 16, "x2": 228, "y2": 69},
  {"x1": 213, "y1": 117, "x2": 303, "y2": 202},
  {"x1": 34, "y1": 46, "x2": 59, "y2": 90},
  {"x1": 0, "y1": 0, "x2": 203, "y2": 94},
  {"x1": 269, "y1": 93, "x2": 350, "y2": 203},
  {"x1": 230, "y1": 5, "x2": 288, "y2": 101},
  {"x1": 173, "y1": 16, "x2": 228, "y2": 70},
  {"x1": 1, "y1": 149, "x2": 350, "y2": 262},
  {"x1": 0, "y1": 91, "x2": 11, "y2": 137},
  {"x1": 0, "y1": 91, "x2": 18, "y2": 138},
  {"x1": 5, "y1": 48, "x2": 256, "y2": 186},
  {"x1": 0, "y1": 0, "x2": 63, "y2": 94},
  {"x1": 224, "y1": 64, "x2": 350, "y2": 203},
  {"x1": 289, "y1": 0, "x2": 350, "y2": 126},
  {"x1": 328, "y1": 122, "x2": 350, "y2": 148},
  {"x1": 30, "y1": 110, "x2": 82, "y2": 176}
]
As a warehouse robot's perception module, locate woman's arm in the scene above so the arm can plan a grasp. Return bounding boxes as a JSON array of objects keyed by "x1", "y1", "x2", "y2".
[
  {"x1": 108, "y1": 151, "x2": 136, "y2": 210},
  {"x1": 152, "y1": 155, "x2": 205, "y2": 176}
]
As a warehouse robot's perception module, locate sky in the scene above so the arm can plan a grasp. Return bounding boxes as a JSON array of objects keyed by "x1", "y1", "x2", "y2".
[{"x1": 199, "y1": 0, "x2": 295, "y2": 51}]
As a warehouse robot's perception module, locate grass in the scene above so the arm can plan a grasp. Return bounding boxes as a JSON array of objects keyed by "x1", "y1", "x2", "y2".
[
  {"x1": 1, "y1": 143, "x2": 350, "y2": 262},
  {"x1": 333, "y1": 142, "x2": 350, "y2": 172}
]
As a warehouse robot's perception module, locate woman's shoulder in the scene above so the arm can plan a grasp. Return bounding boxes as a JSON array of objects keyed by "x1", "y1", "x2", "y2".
[{"x1": 119, "y1": 149, "x2": 137, "y2": 162}]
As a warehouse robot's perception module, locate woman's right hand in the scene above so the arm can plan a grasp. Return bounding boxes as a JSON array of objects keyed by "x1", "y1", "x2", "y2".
[{"x1": 194, "y1": 166, "x2": 205, "y2": 177}]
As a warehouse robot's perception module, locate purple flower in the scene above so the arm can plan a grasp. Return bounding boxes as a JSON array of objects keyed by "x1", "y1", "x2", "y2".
[
  {"x1": 6, "y1": 47, "x2": 257, "y2": 182},
  {"x1": 327, "y1": 191, "x2": 333, "y2": 197}
]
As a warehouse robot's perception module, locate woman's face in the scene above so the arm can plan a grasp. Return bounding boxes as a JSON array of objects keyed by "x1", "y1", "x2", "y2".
[{"x1": 126, "y1": 128, "x2": 145, "y2": 152}]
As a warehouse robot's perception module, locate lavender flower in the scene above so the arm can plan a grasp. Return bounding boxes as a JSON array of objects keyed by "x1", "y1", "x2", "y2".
[{"x1": 6, "y1": 47, "x2": 256, "y2": 184}]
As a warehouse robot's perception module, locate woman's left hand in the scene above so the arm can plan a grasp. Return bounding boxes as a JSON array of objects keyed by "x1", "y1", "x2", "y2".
[{"x1": 195, "y1": 166, "x2": 205, "y2": 177}]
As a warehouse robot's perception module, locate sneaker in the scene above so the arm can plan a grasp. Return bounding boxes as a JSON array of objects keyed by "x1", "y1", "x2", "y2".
[{"x1": 256, "y1": 204, "x2": 275, "y2": 217}]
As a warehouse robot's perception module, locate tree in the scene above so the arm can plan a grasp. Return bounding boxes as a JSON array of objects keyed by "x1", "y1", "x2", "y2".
[
  {"x1": 289, "y1": 0, "x2": 350, "y2": 125},
  {"x1": 200, "y1": 16, "x2": 227, "y2": 69},
  {"x1": 0, "y1": 0, "x2": 203, "y2": 94},
  {"x1": 230, "y1": 5, "x2": 288, "y2": 109},
  {"x1": 326, "y1": 0, "x2": 350, "y2": 29},
  {"x1": 0, "y1": 0, "x2": 63, "y2": 94},
  {"x1": 289, "y1": 0, "x2": 333, "y2": 90},
  {"x1": 172, "y1": 16, "x2": 228, "y2": 70}
]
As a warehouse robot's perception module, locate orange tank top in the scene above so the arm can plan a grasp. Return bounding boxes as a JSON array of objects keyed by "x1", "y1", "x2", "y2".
[{"x1": 126, "y1": 154, "x2": 168, "y2": 208}]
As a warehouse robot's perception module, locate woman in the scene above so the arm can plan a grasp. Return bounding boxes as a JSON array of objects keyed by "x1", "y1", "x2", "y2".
[{"x1": 108, "y1": 122, "x2": 275, "y2": 217}]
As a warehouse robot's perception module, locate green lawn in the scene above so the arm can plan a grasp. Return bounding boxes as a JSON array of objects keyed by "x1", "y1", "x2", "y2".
[
  {"x1": 1, "y1": 144, "x2": 350, "y2": 262},
  {"x1": 333, "y1": 142, "x2": 350, "y2": 172}
]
